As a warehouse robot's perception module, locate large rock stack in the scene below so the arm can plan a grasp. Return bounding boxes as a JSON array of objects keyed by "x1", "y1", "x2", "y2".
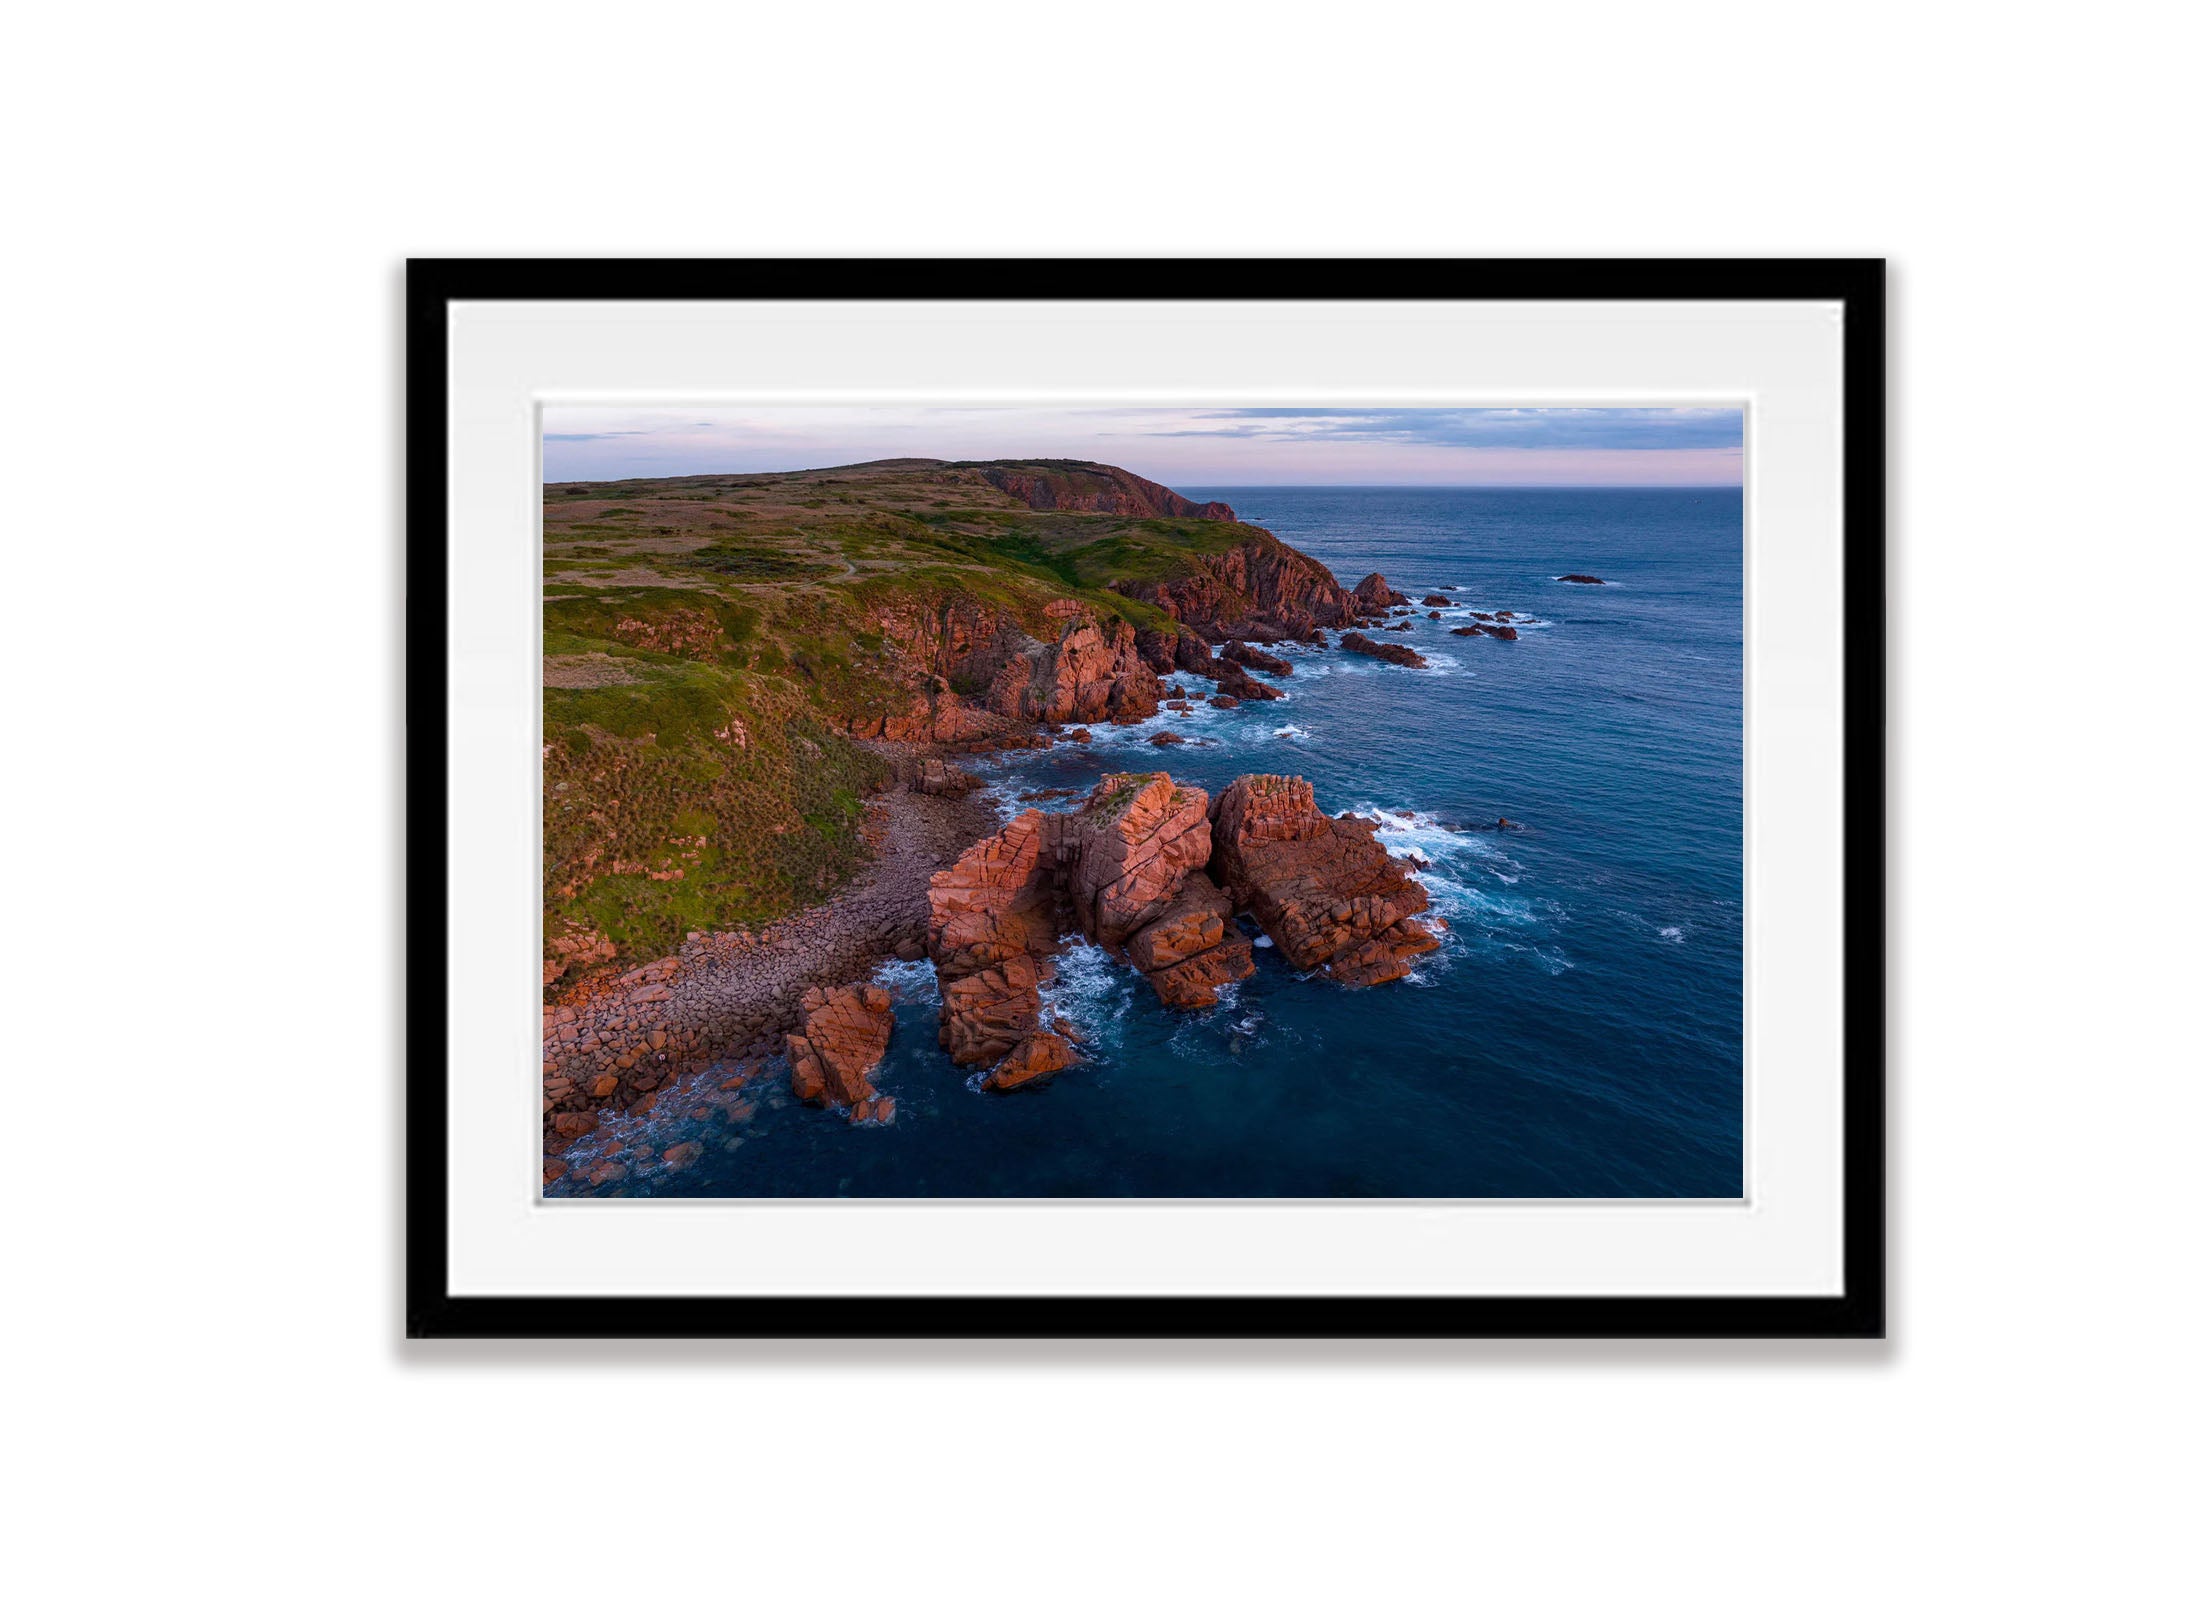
[
  {"x1": 1058, "y1": 774, "x2": 1257, "y2": 1009},
  {"x1": 926, "y1": 809, "x2": 1062, "y2": 1069},
  {"x1": 1208, "y1": 774, "x2": 1440, "y2": 987},
  {"x1": 924, "y1": 772, "x2": 1264, "y2": 1090}
]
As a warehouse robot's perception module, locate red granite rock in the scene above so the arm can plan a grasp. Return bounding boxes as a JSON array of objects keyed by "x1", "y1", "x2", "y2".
[
  {"x1": 1058, "y1": 773, "x2": 1213, "y2": 948},
  {"x1": 939, "y1": 954, "x2": 1044, "y2": 1066},
  {"x1": 1339, "y1": 631, "x2": 1430, "y2": 669},
  {"x1": 926, "y1": 809, "x2": 1061, "y2": 980},
  {"x1": 784, "y1": 982, "x2": 895, "y2": 1105},
  {"x1": 1208, "y1": 774, "x2": 1436, "y2": 986},
  {"x1": 1143, "y1": 932, "x2": 1256, "y2": 1008},
  {"x1": 984, "y1": 1030, "x2": 1078, "y2": 1091}
]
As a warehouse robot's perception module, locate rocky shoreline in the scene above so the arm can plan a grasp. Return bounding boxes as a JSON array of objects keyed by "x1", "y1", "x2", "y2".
[
  {"x1": 540, "y1": 767, "x2": 997, "y2": 1164},
  {"x1": 542, "y1": 539, "x2": 1503, "y2": 1174}
]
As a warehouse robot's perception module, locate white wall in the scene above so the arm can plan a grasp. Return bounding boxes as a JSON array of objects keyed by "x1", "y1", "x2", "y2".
[{"x1": 8, "y1": 3, "x2": 2190, "y2": 1595}]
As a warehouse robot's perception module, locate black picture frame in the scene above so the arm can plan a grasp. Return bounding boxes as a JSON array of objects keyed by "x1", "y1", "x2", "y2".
[{"x1": 406, "y1": 258, "x2": 1885, "y2": 1339}]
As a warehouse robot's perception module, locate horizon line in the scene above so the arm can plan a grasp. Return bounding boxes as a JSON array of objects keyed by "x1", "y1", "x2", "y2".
[{"x1": 541, "y1": 474, "x2": 1741, "y2": 490}]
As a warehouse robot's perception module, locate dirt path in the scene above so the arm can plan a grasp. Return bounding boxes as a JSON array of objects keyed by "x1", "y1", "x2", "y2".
[{"x1": 542, "y1": 779, "x2": 996, "y2": 1146}]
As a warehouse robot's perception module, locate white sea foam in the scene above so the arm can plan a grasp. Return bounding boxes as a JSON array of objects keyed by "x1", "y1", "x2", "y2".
[
  {"x1": 869, "y1": 956, "x2": 939, "y2": 999},
  {"x1": 1038, "y1": 938, "x2": 1132, "y2": 1055},
  {"x1": 1271, "y1": 723, "x2": 1312, "y2": 740},
  {"x1": 1659, "y1": 926, "x2": 1686, "y2": 943}
]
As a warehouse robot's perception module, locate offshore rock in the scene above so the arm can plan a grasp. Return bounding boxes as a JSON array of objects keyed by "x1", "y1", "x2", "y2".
[
  {"x1": 1208, "y1": 774, "x2": 1436, "y2": 987},
  {"x1": 984, "y1": 1030, "x2": 1078, "y2": 1091},
  {"x1": 785, "y1": 983, "x2": 895, "y2": 1106},
  {"x1": 1339, "y1": 630, "x2": 1430, "y2": 669},
  {"x1": 1124, "y1": 870, "x2": 1257, "y2": 1010},
  {"x1": 1352, "y1": 573, "x2": 1406, "y2": 612},
  {"x1": 940, "y1": 955, "x2": 1044, "y2": 1066},
  {"x1": 1557, "y1": 573, "x2": 1607, "y2": 584},
  {"x1": 1221, "y1": 639, "x2": 1293, "y2": 677}
]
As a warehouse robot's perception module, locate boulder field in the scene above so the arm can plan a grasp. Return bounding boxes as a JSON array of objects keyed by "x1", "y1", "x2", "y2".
[{"x1": 923, "y1": 770, "x2": 1438, "y2": 1091}]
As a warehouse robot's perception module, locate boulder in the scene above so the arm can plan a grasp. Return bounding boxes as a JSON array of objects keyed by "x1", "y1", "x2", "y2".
[
  {"x1": 1150, "y1": 730, "x2": 1186, "y2": 747},
  {"x1": 913, "y1": 757, "x2": 981, "y2": 797},
  {"x1": 1339, "y1": 630, "x2": 1430, "y2": 669},
  {"x1": 785, "y1": 983, "x2": 895, "y2": 1106},
  {"x1": 1487, "y1": 624, "x2": 1519, "y2": 640},
  {"x1": 1143, "y1": 932, "x2": 1256, "y2": 1008},
  {"x1": 1208, "y1": 774, "x2": 1437, "y2": 986},
  {"x1": 940, "y1": 955, "x2": 1044, "y2": 1066},
  {"x1": 1420, "y1": 595, "x2": 1449, "y2": 607},
  {"x1": 1451, "y1": 625, "x2": 1484, "y2": 637},
  {"x1": 1210, "y1": 694, "x2": 1241, "y2": 710},
  {"x1": 985, "y1": 1031, "x2": 1077, "y2": 1092}
]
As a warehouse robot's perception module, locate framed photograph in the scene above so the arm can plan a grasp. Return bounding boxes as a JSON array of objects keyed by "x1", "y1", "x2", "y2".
[{"x1": 407, "y1": 259, "x2": 1884, "y2": 1337}]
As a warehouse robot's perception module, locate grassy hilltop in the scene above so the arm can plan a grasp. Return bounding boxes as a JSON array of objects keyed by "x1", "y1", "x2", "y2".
[{"x1": 541, "y1": 457, "x2": 1268, "y2": 992}]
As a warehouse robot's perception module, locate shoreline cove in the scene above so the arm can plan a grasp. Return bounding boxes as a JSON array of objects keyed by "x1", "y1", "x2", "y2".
[{"x1": 542, "y1": 472, "x2": 1741, "y2": 1199}]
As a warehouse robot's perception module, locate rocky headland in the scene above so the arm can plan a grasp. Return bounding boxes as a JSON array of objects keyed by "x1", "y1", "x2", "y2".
[
  {"x1": 539, "y1": 460, "x2": 1471, "y2": 1166},
  {"x1": 541, "y1": 458, "x2": 1385, "y2": 1001}
]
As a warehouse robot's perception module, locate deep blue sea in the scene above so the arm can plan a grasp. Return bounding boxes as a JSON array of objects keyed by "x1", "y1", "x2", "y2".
[{"x1": 611, "y1": 487, "x2": 1742, "y2": 1198}]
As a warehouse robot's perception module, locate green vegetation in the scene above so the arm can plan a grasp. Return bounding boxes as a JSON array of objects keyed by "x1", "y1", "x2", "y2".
[{"x1": 540, "y1": 456, "x2": 1266, "y2": 987}]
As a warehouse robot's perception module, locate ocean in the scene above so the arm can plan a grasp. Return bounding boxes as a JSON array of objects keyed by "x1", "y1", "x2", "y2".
[{"x1": 617, "y1": 486, "x2": 1742, "y2": 1199}]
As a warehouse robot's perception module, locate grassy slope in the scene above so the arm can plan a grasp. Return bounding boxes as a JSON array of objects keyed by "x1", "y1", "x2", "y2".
[{"x1": 541, "y1": 458, "x2": 1254, "y2": 991}]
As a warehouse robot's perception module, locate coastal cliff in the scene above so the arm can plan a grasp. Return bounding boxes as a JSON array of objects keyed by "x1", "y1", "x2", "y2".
[{"x1": 541, "y1": 456, "x2": 1365, "y2": 992}]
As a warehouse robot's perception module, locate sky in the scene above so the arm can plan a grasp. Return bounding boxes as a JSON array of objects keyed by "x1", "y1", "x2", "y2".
[{"x1": 541, "y1": 405, "x2": 1744, "y2": 487}]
